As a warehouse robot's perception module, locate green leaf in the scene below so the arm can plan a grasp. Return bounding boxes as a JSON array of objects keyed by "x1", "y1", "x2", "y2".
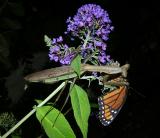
[
  {"x1": 35, "y1": 99, "x2": 53, "y2": 106},
  {"x1": 36, "y1": 106, "x2": 76, "y2": 138},
  {"x1": 71, "y1": 55, "x2": 81, "y2": 77},
  {"x1": 70, "y1": 84, "x2": 91, "y2": 138},
  {"x1": 44, "y1": 35, "x2": 52, "y2": 47},
  {"x1": 35, "y1": 99, "x2": 43, "y2": 104}
]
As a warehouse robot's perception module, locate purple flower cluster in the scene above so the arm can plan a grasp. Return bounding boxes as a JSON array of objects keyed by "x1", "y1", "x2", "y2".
[
  {"x1": 66, "y1": 4, "x2": 114, "y2": 41},
  {"x1": 48, "y1": 4, "x2": 114, "y2": 65},
  {"x1": 48, "y1": 36, "x2": 75, "y2": 65}
]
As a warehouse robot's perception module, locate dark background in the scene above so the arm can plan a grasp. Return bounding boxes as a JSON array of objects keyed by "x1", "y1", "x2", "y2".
[{"x1": 0, "y1": 0, "x2": 159, "y2": 137}]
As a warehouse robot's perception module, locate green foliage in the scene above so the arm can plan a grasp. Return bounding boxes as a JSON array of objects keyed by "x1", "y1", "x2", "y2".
[
  {"x1": 0, "y1": 112, "x2": 17, "y2": 130},
  {"x1": 71, "y1": 54, "x2": 82, "y2": 78},
  {"x1": 0, "y1": 112, "x2": 22, "y2": 137},
  {"x1": 36, "y1": 106, "x2": 76, "y2": 138},
  {"x1": 44, "y1": 35, "x2": 52, "y2": 47},
  {"x1": 70, "y1": 84, "x2": 91, "y2": 138},
  {"x1": 35, "y1": 99, "x2": 43, "y2": 104}
]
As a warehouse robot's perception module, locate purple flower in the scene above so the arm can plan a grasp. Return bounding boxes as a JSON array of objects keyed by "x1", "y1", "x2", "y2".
[
  {"x1": 87, "y1": 43, "x2": 93, "y2": 49},
  {"x1": 98, "y1": 55, "x2": 107, "y2": 64},
  {"x1": 64, "y1": 44, "x2": 69, "y2": 50},
  {"x1": 101, "y1": 43, "x2": 107, "y2": 50},
  {"x1": 110, "y1": 26, "x2": 114, "y2": 31},
  {"x1": 95, "y1": 41, "x2": 102, "y2": 47},
  {"x1": 57, "y1": 36, "x2": 63, "y2": 42},
  {"x1": 96, "y1": 30, "x2": 101, "y2": 36},
  {"x1": 101, "y1": 28, "x2": 108, "y2": 34},
  {"x1": 66, "y1": 17, "x2": 71, "y2": 23},
  {"x1": 98, "y1": 51, "x2": 109, "y2": 64},
  {"x1": 52, "y1": 38, "x2": 56, "y2": 44},
  {"x1": 106, "y1": 55, "x2": 111, "y2": 61},
  {"x1": 59, "y1": 59, "x2": 65, "y2": 64},
  {"x1": 48, "y1": 53, "x2": 54, "y2": 60},
  {"x1": 49, "y1": 46, "x2": 60, "y2": 53},
  {"x1": 60, "y1": 53, "x2": 75, "y2": 65},
  {"x1": 92, "y1": 72, "x2": 98, "y2": 77},
  {"x1": 63, "y1": 56, "x2": 71, "y2": 64},
  {"x1": 48, "y1": 54, "x2": 59, "y2": 62},
  {"x1": 103, "y1": 16, "x2": 111, "y2": 23},
  {"x1": 102, "y1": 35, "x2": 109, "y2": 41}
]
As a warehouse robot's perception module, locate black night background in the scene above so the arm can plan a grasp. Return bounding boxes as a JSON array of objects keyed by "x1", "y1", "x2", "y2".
[{"x1": 0, "y1": 0, "x2": 159, "y2": 138}]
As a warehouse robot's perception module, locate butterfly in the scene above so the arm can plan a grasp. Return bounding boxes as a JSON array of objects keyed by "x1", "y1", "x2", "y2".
[{"x1": 98, "y1": 76, "x2": 128, "y2": 126}]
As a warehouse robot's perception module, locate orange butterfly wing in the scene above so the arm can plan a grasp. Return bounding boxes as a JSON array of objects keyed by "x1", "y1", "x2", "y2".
[{"x1": 98, "y1": 86, "x2": 127, "y2": 126}]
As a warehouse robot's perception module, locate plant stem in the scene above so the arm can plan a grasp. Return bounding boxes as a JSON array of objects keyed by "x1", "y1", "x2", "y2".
[
  {"x1": 82, "y1": 30, "x2": 91, "y2": 48},
  {"x1": 0, "y1": 82, "x2": 66, "y2": 138}
]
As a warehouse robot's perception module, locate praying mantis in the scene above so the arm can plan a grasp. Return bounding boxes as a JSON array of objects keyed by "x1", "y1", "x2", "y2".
[{"x1": 24, "y1": 62, "x2": 130, "y2": 84}]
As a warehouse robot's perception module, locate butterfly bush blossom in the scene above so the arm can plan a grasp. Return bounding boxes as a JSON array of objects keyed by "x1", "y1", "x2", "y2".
[
  {"x1": 48, "y1": 4, "x2": 114, "y2": 65},
  {"x1": 48, "y1": 36, "x2": 76, "y2": 64}
]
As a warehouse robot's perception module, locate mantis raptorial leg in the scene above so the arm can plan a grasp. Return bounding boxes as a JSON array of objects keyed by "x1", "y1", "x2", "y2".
[
  {"x1": 51, "y1": 77, "x2": 77, "y2": 127},
  {"x1": 40, "y1": 81, "x2": 69, "y2": 124}
]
